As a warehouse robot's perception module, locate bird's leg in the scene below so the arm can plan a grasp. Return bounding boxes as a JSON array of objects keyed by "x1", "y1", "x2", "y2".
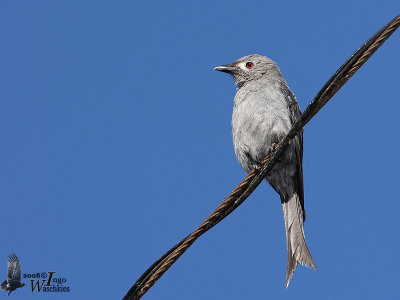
[
  {"x1": 267, "y1": 142, "x2": 277, "y2": 155},
  {"x1": 266, "y1": 142, "x2": 283, "y2": 163},
  {"x1": 244, "y1": 151, "x2": 261, "y2": 172}
]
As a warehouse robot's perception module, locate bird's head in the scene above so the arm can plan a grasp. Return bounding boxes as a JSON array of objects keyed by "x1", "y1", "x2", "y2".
[{"x1": 214, "y1": 54, "x2": 279, "y2": 87}]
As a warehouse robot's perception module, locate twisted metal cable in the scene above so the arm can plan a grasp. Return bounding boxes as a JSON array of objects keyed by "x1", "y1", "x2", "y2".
[{"x1": 124, "y1": 14, "x2": 400, "y2": 300}]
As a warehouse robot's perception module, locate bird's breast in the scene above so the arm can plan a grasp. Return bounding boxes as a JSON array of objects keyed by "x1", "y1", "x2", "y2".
[{"x1": 232, "y1": 86, "x2": 292, "y2": 167}]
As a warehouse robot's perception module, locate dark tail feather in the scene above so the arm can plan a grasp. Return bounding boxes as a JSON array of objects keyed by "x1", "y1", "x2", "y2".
[{"x1": 282, "y1": 193, "x2": 316, "y2": 288}]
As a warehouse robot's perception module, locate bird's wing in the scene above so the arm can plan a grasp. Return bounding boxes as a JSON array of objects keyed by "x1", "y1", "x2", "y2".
[
  {"x1": 7, "y1": 254, "x2": 21, "y2": 282},
  {"x1": 295, "y1": 137, "x2": 305, "y2": 220},
  {"x1": 280, "y1": 84, "x2": 305, "y2": 220}
]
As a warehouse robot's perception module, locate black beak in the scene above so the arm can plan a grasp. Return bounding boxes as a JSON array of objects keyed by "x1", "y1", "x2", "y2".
[{"x1": 214, "y1": 64, "x2": 237, "y2": 74}]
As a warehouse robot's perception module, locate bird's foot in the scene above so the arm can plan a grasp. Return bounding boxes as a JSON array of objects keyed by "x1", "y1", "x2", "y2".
[{"x1": 267, "y1": 143, "x2": 277, "y2": 155}]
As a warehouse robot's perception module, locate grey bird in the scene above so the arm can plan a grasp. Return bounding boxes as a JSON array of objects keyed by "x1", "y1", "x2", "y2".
[
  {"x1": 0, "y1": 254, "x2": 25, "y2": 296},
  {"x1": 215, "y1": 54, "x2": 316, "y2": 287}
]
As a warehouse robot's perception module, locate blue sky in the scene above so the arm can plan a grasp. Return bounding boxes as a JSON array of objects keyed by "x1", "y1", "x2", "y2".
[{"x1": 0, "y1": 1, "x2": 399, "y2": 299}]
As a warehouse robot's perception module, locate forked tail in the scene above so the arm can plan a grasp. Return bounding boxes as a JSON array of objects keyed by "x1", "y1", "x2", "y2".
[{"x1": 282, "y1": 193, "x2": 316, "y2": 288}]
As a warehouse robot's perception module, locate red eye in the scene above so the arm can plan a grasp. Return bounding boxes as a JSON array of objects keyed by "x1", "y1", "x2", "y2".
[{"x1": 246, "y1": 62, "x2": 253, "y2": 69}]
